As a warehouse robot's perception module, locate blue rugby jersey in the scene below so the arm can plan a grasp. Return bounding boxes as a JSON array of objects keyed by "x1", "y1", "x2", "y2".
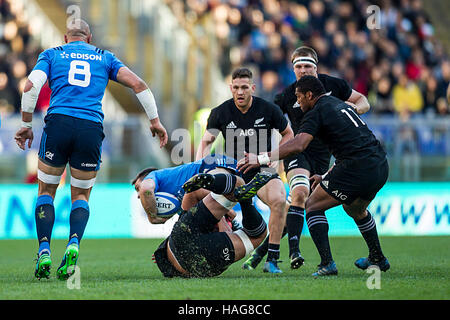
[
  {"x1": 33, "y1": 41, "x2": 125, "y2": 123},
  {"x1": 144, "y1": 154, "x2": 238, "y2": 203}
]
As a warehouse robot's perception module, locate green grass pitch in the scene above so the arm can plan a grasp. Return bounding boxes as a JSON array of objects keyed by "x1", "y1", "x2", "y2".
[{"x1": 0, "y1": 236, "x2": 448, "y2": 300}]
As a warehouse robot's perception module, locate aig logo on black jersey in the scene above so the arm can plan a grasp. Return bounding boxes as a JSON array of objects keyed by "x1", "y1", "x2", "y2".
[
  {"x1": 238, "y1": 129, "x2": 255, "y2": 136},
  {"x1": 332, "y1": 189, "x2": 347, "y2": 201},
  {"x1": 222, "y1": 248, "x2": 230, "y2": 261}
]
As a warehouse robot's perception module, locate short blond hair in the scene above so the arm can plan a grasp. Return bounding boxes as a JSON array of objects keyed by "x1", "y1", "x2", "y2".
[{"x1": 291, "y1": 46, "x2": 318, "y2": 64}]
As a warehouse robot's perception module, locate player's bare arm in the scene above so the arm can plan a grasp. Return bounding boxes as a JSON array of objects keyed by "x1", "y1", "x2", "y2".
[
  {"x1": 195, "y1": 130, "x2": 217, "y2": 161},
  {"x1": 14, "y1": 72, "x2": 47, "y2": 150},
  {"x1": 116, "y1": 66, "x2": 168, "y2": 148},
  {"x1": 278, "y1": 124, "x2": 294, "y2": 146},
  {"x1": 136, "y1": 178, "x2": 168, "y2": 224},
  {"x1": 181, "y1": 188, "x2": 209, "y2": 211},
  {"x1": 346, "y1": 89, "x2": 370, "y2": 115},
  {"x1": 237, "y1": 132, "x2": 314, "y2": 174}
]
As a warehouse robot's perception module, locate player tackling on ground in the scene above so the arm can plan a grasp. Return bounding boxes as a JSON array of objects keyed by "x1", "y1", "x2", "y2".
[
  {"x1": 14, "y1": 19, "x2": 168, "y2": 280},
  {"x1": 238, "y1": 76, "x2": 390, "y2": 276},
  {"x1": 152, "y1": 170, "x2": 277, "y2": 278}
]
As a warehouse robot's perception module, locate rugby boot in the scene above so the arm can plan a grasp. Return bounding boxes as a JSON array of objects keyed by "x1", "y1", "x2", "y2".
[
  {"x1": 34, "y1": 253, "x2": 52, "y2": 280},
  {"x1": 182, "y1": 173, "x2": 215, "y2": 193},
  {"x1": 312, "y1": 261, "x2": 338, "y2": 277},
  {"x1": 234, "y1": 172, "x2": 278, "y2": 201},
  {"x1": 354, "y1": 256, "x2": 390, "y2": 272},
  {"x1": 242, "y1": 252, "x2": 263, "y2": 270},
  {"x1": 57, "y1": 243, "x2": 79, "y2": 280},
  {"x1": 263, "y1": 260, "x2": 283, "y2": 274},
  {"x1": 290, "y1": 251, "x2": 305, "y2": 269}
]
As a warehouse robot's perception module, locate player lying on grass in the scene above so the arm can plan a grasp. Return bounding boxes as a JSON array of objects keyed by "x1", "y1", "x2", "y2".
[
  {"x1": 132, "y1": 154, "x2": 239, "y2": 225},
  {"x1": 238, "y1": 76, "x2": 390, "y2": 277},
  {"x1": 152, "y1": 170, "x2": 277, "y2": 278}
]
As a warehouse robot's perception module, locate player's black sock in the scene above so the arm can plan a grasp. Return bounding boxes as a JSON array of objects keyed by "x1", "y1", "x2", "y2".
[
  {"x1": 255, "y1": 235, "x2": 269, "y2": 257},
  {"x1": 68, "y1": 200, "x2": 90, "y2": 247},
  {"x1": 239, "y1": 200, "x2": 266, "y2": 237},
  {"x1": 254, "y1": 226, "x2": 287, "y2": 257},
  {"x1": 306, "y1": 210, "x2": 333, "y2": 266},
  {"x1": 355, "y1": 211, "x2": 384, "y2": 262},
  {"x1": 286, "y1": 205, "x2": 304, "y2": 256},
  {"x1": 211, "y1": 173, "x2": 237, "y2": 194},
  {"x1": 267, "y1": 243, "x2": 280, "y2": 262},
  {"x1": 35, "y1": 195, "x2": 55, "y2": 256}
]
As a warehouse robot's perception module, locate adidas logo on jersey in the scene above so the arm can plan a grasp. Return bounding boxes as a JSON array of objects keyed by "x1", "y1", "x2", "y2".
[{"x1": 226, "y1": 121, "x2": 237, "y2": 129}]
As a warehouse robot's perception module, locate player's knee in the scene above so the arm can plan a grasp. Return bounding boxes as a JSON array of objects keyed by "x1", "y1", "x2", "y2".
[
  {"x1": 304, "y1": 197, "x2": 317, "y2": 213},
  {"x1": 37, "y1": 171, "x2": 61, "y2": 197},
  {"x1": 70, "y1": 175, "x2": 96, "y2": 190},
  {"x1": 290, "y1": 186, "x2": 309, "y2": 207},
  {"x1": 343, "y1": 205, "x2": 366, "y2": 221},
  {"x1": 268, "y1": 194, "x2": 286, "y2": 213}
]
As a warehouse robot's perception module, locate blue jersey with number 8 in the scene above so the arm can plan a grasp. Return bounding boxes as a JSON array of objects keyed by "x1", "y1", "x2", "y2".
[{"x1": 33, "y1": 41, "x2": 125, "y2": 123}]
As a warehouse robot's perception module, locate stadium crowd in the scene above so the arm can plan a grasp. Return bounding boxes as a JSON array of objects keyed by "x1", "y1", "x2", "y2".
[
  {"x1": 0, "y1": 0, "x2": 50, "y2": 116},
  {"x1": 167, "y1": 0, "x2": 449, "y2": 117}
]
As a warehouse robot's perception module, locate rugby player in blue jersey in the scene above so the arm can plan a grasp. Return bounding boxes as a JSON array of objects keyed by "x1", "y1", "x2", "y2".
[
  {"x1": 132, "y1": 154, "x2": 239, "y2": 225},
  {"x1": 14, "y1": 19, "x2": 168, "y2": 280}
]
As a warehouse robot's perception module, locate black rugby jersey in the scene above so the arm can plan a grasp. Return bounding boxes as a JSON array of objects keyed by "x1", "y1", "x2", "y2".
[
  {"x1": 206, "y1": 96, "x2": 288, "y2": 161},
  {"x1": 300, "y1": 95, "x2": 386, "y2": 162},
  {"x1": 274, "y1": 73, "x2": 353, "y2": 164}
]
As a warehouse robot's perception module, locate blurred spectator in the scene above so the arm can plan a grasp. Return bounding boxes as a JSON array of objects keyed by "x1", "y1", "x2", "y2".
[
  {"x1": 0, "y1": 0, "x2": 50, "y2": 116},
  {"x1": 368, "y1": 75, "x2": 395, "y2": 114},
  {"x1": 392, "y1": 74, "x2": 424, "y2": 116},
  {"x1": 167, "y1": 0, "x2": 448, "y2": 119}
]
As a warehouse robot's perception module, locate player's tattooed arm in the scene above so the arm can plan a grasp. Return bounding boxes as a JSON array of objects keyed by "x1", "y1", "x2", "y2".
[{"x1": 138, "y1": 180, "x2": 167, "y2": 224}]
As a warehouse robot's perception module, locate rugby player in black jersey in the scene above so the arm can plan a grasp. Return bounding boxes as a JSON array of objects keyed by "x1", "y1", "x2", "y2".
[
  {"x1": 238, "y1": 76, "x2": 390, "y2": 277},
  {"x1": 196, "y1": 68, "x2": 294, "y2": 273},
  {"x1": 243, "y1": 46, "x2": 372, "y2": 271},
  {"x1": 152, "y1": 171, "x2": 277, "y2": 278}
]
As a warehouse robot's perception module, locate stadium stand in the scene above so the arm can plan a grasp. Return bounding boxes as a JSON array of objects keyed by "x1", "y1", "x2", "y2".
[
  {"x1": 0, "y1": 0, "x2": 449, "y2": 181},
  {"x1": 165, "y1": 0, "x2": 450, "y2": 180},
  {"x1": 167, "y1": 0, "x2": 449, "y2": 116}
]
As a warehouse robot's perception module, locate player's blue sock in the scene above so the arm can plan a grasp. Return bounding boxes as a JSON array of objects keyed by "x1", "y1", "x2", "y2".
[
  {"x1": 35, "y1": 195, "x2": 55, "y2": 256},
  {"x1": 68, "y1": 200, "x2": 90, "y2": 247},
  {"x1": 306, "y1": 210, "x2": 333, "y2": 266},
  {"x1": 355, "y1": 211, "x2": 384, "y2": 261},
  {"x1": 286, "y1": 205, "x2": 305, "y2": 256}
]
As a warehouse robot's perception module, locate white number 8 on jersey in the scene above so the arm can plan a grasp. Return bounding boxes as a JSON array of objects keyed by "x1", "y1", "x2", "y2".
[{"x1": 68, "y1": 60, "x2": 91, "y2": 87}]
